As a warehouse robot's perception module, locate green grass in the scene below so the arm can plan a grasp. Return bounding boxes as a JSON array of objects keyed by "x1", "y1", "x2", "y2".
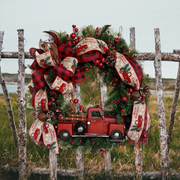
[{"x1": 0, "y1": 91, "x2": 180, "y2": 179}]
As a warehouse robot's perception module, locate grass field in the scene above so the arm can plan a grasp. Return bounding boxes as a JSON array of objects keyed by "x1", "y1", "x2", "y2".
[{"x1": 0, "y1": 84, "x2": 180, "y2": 179}]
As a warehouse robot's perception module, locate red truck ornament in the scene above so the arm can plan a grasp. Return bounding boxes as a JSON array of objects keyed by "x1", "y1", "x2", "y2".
[
  {"x1": 120, "y1": 67, "x2": 132, "y2": 83},
  {"x1": 57, "y1": 107, "x2": 125, "y2": 141},
  {"x1": 75, "y1": 45, "x2": 88, "y2": 53},
  {"x1": 38, "y1": 99, "x2": 47, "y2": 110},
  {"x1": 135, "y1": 115, "x2": 143, "y2": 132}
]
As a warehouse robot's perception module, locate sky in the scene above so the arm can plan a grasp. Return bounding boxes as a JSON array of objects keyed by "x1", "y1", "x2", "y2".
[{"x1": 0, "y1": 0, "x2": 180, "y2": 78}]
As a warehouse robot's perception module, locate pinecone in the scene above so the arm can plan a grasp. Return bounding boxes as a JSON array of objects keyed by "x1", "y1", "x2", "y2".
[
  {"x1": 139, "y1": 84, "x2": 150, "y2": 96},
  {"x1": 105, "y1": 55, "x2": 116, "y2": 66},
  {"x1": 106, "y1": 48, "x2": 116, "y2": 56},
  {"x1": 105, "y1": 48, "x2": 116, "y2": 66}
]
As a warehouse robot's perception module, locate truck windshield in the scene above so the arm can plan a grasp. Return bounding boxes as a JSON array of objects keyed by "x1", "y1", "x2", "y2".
[{"x1": 91, "y1": 111, "x2": 102, "y2": 117}]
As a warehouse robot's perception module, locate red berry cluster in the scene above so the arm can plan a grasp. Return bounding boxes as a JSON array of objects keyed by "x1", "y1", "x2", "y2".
[
  {"x1": 69, "y1": 99, "x2": 85, "y2": 112},
  {"x1": 99, "y1": 149, "x2": 108, "y2": 154},
  {"x1": 107, "y1": 72, "x2": 120, "y2": 87},
  {"x1": 96, "y1": 27, "x2": 100, "y2": 36},
  {"x1": 79, "y1": 105, "x2": 85, "y2": 112},
  {"x1": 107, "y1": 32, "x2": 121, "y2": 48},
  {"x1": 68, "y1": 25, "x2": 81, "y2": 46},
  {"x1": 141, "y1": 96, "x2": 145, "y2": 105},
  {"x1": 94, "y1": 57, "x2": 105, "y2": 68},
  {"x1": 69, "y1": 99, "x2": 78, "y2": 111}
]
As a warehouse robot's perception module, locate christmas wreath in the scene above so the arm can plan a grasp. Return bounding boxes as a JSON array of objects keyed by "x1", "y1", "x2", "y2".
[{"x1": 28, "y1": 25, "x2": 151, "y2": 154}]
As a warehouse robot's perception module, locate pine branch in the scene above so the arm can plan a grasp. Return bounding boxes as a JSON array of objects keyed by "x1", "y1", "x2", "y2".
[
  {"x1": 55, "y1": 31, "x2": 68, "y2": 44},
  {"x1": 81, "y1": 25, "x2": 96, "y2": 38},
  {"x1": 99, "y1": 25, "x2": 111, "y2": 39}
]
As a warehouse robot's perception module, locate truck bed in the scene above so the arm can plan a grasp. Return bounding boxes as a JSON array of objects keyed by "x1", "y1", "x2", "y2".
[{"x1": 61, "y1": 114, "x2": 87, "y2": 121}]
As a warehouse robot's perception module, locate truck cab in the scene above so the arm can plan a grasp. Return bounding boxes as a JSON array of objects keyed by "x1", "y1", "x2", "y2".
[
  {"x1": 86, "y1": 107, "x2": 116, "y2": 135},
  {"x1": 57, "y1": 107, "x2": 125, "y2": 141}
]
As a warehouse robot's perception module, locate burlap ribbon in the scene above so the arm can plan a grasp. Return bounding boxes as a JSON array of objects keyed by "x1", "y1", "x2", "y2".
[{"x1": 29, "y1": 119, "x2": 59, "y2": 154}]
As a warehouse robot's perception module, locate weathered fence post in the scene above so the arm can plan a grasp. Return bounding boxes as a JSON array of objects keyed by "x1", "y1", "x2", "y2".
[
  {"x1": 48, "y1": 31, "x2": 58, "y2": 180},
  {"x1": 17, "y1": 29, "x2": 27, "y2": 180},
  {"x1": 76, "y1": 147, "x2": 84, "y2": 180},
  {"x1": 130, "y1": 27, "x2": 136, "y2": 50},
  {"x1": 74, "y1": 84, "x2": 84, "y2": 180},
  {"x1": 154, "y1": 28, "x2": 169, "y2": 179},
  {"x1": 74, "y1": 84, "x2": 82, "y2": 112},
  {"x1": 97, "y1": 73, "x2": 112, "y2": 174},
  {"x1": 134, "y1": 142, "x2": 143, "y2": 180},
  {"x1": 167, "y1": 50, "x2": 180, "y2": 150},
  {"x1": 130, "y1": 27, "x2": 143, "y2": 180},
  {"x1": 49, "y1": 150, "x2": 57, "y2": 180},
  {"x1": 0, "y1": 31, "x2": 19, "y2": 147},
  {"x1": 98, "y1": 74, "x2": 108, "y2": 109}
]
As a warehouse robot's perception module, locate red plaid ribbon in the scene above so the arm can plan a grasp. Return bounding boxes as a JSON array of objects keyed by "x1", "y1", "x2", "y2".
[
  {"x1": 77, "y1": 51, "x2": 104, "y2": 63},
  {"x1": 70, "y1": 67, "x2": 85, "y2": 83},
  {"x1": 124, "y1": 54, "x2": 143, "y2": 85},
  {"x1": 29, "y1": 48, "x2": 44, "y2": 59},
  {"x1": 30, "y1": 60, "x2": 42, "y2": 71},
  {"x1": 32, "y1": 70, "x2": 46, "y2": 90},
  {"x1": 44, "y1": 31, "x2": 61, "y2": 47},
  {"x1": 54, "y1": 64, "x2": 72, "y2": 82},
  {"x1": 58, "y1": 44, "x2": 74, "y2": 59}
]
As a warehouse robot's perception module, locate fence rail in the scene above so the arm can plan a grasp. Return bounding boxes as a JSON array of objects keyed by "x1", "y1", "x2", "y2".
[
  {"x1": 0, "y1": 27, "x2": 180, "y2": 180},
  {"x1": 1, "y1": 51, "x2": 180, "y2": 62}
]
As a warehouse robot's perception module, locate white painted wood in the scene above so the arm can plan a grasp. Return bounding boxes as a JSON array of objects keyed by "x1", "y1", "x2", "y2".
[
  {"x1": 17, "y1": 29, "x2": 27, "y2": 180},
  {"x1": 130, "y1": 27, "x2": 143, "y2": 180},
  {"x1": 74, "y1": 83, "x2": 82, "y2": 112},
  {"x1": 48, "y1": 31, "x2": 58, "y2": 180},
  {"x1": 76, "y1": 147, "x2": 84, "y2": 180},
  {"x1": 154, "y1": 28, "x2": 169, "y2": 180},
  {"x1": 49, "y1": 150, "x2": 57, "y2": 180},
  {"x1": 97, "y1": 73, "x2": 112, "y2": 175},
  {"x1": 97, "y1": 73, "x2": 108, "y2": 109}
]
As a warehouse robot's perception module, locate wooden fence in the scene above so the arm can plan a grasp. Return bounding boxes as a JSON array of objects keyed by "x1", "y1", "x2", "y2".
[{"x1": 0, "y1": 28, "x2": 180, "y2": 180}]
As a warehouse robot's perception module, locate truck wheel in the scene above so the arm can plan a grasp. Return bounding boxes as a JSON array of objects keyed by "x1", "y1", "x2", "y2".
[
  {"x1": 59, "y1": 130, "x2": 70, "y2": 140},
  {"x1": 110, "y1": 130, "x2": 123, "y2": 140},
  {"x1": 74, "y1": 123, "x2": 87, "y2": 135}
]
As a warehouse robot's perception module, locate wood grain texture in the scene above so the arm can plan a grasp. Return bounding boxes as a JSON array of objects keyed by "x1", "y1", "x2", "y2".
[
  {"x1": 154, "y1": 28, "x2": 169, "y2": 180},
  {"x1": 130, "y1": 27, "x2": 143, "y2": 180},
  {"x1": 17, "y1": 29, "x2": 27, "y2": 180},
  {"x1": 49, "y1": 150, "x2": 57, "y2": 180},
  {"x1": 2, "y1": 51, "x2": 180, "y2": 61},
  {"x1": 76, "y1": 147, "x2": 84, "y2": 180},
  {"x1": 48, "y1": 31, "x2": 58, "y2": 180}
]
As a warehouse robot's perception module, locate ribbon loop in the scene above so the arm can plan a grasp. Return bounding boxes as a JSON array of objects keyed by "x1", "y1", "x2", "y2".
[
  {"x1": 44, "y1": 31, "x2": 61, "y2": 47},
  {"x1": 32, "y1": 70, "x2": 46, "y2": 90},
  {"x1": 58, "y1": 44, "x2": 75, "y2": 59},
  {"x1": 29, "y1": 119, "x2": 59, "y2": 154},
  {"x1": 29, "y1": 48, "x2": 44, "y2": 59},
  {"x1": 115, "y1": 53, "x2": 142, "y2": 89}
]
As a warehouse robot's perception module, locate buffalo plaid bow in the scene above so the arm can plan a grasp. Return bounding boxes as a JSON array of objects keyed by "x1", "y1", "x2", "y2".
[
  {"x1": 30, "y1": 64, "x2": 85, "y2": 108},
  {"x1": 29, "y1": 39, "x2": 86, "y2": 108}
]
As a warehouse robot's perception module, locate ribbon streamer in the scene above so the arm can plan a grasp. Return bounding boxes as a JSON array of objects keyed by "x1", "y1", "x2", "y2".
[{"x1": 29, "y1": 119, "x2": 59, "y2": 154}]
